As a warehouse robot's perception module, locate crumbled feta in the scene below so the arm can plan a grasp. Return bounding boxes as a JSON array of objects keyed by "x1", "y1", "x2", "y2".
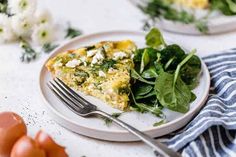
[
  {"x1": 87, "y1": 49, "x2": 97, "y2": 57},
  {"x1": 88, "y1": 84, "x2": 95, "y2": 91},
  {"x1": 98, "y1": 70, "x2": 106, "y2": 77},
  {"x1": 80, "y1": 56, "x2": 87, "y2": 66},
  {"x1": 53, "y1": 60, "x2": 63, "y2": 68},
  {"x1": 105, "y1": 88, "x2": 114, "y2": 95},
  {"x1": 80, "y1": 56, "x2": 87, "y2": 62},
  {"x1": 103, "y1": 43, "x2": 111, "y2": 52},
  {"x1": 113, "y1": 51, "x2": 127, "y2": 60},
  {"x1": 131, "y1": 54, "x2": 134, "y2": 59},
  {"x1": 91, "y1": 49, "x2": 104, "y2": 65},
  {"x1": 108, "y1": 68, "x2": 116, "y2": 74},
  {"x1": 65, "y1": 59, "x2": 81, "y2": 68}
]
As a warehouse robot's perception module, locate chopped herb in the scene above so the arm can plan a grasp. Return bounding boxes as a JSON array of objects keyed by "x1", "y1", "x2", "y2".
[
  {"x1": 142, "y1": 20, "x2": 151, "y2": 31},
  {"x1": 42, "y1": 43, "x2": 59, "y2": 53},
  {"x1": 153, "y1": 119, "x2": 166, "y2": 127},
  {"x1": 100, "y1": 59, "x2": 117, "y2": 71},
  {"x1": 85, "y1": 45, "x2": 96, "y2": 51},
  {"x1": 195, "y1": 19, "x2": 209, "y2": 34},
  {"x1": 74, "y1": 69, "x2": 89, "y2": 77},
  {"x1": 65, "y1": 24, "x2": 82, "y2": 39},
  {"x1": 102, "y1": 113, "x2": 122, "y2": 126},
  {"x1": 20, "y1": 39, "x2": 39, "y2": 62},
  {"x1": 118, "y1": 87, "x2": 130, "y2": 94}
]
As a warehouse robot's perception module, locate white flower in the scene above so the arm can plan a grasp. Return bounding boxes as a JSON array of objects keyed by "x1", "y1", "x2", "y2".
[
  {"x1": 11, "y1": 13, "x2": 34, "y2": 37},
  {"x1": 8, "y1": 0, "x2": 37, "y2": 14},
  {"x1": 32, "y1": 24, "x2": 54, "y2": 45},
  {"x1": 35, "y1": 9, "x2": 52, "y2": 25},
  {"x1": 0, "y1": 14, "x2": 16, "y2": 43}
]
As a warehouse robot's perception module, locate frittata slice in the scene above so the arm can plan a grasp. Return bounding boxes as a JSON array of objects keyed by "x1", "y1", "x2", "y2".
[{"x1": 46, "y1": 40, "x2": 136, "y2": 110}]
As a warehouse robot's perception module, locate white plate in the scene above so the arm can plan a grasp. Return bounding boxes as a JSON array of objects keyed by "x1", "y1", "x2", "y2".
[
  {"x1": 39, "y1": 31, "x2": 210, "y2": 141},
  {"x1": 129, "y1": 0, "x2": 236, "y2": 35}
]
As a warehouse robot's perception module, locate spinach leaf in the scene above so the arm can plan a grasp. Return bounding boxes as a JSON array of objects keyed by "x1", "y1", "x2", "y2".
[
  {"x1": 141, "y1": 66, "x2": 159, "y2": 79},
  {"x1": 133, "y1": 49, "x2": 144, "y2": 63},
  {"x1": 145, "y1": 28, "x2": 166, "y2": 48},
  {"x1": 211, "y1": 0, "x2": 235, "y2": 15},
  {"x1": 226, "y1": 0, "x2": 236, "y2": 13},
  {"x1": 135, "y1": 90, "x2": 156, "y2": 100},
  {"x1": 130, "y1": 28, "x2": 201, "y2": 117},
  {"x1": 154, "y1": 50, "x2": 195, "y2": 113},
  {"x1": 140, "y1": 49, "x2": 150, "y2": 73},
  {"x1": 131, "y1": 69, "x2": 155, "y2": 85},
  {"x1": 155, "y1": 71, "x2": 191, "y2": 113},
  {"x1": 134, "y1": 84, "x2": 153, "y2": 96},
  {"x1": 130, "y1": 91, "x2": 163, "y2": 117},
  {"x1": 191, "y1": 92, "x2": 197, "y2": 102},
  {"x1": 180, "y1": 55, "x2": 201, "y2": 89},
  {"x1": 159, "y1": 44, "x2": 185, "y2": 71}
]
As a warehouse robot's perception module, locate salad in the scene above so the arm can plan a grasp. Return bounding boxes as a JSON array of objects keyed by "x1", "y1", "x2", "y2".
[
  {"x1": 138, "y1": 0, "x2": 236, "y2": 33},
  {"x1": 130, "y1": 28, "x2": 201, "y2": 118}
]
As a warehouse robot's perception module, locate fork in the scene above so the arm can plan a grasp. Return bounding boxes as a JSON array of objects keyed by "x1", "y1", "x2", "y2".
[{"x1": 47, "y1": 78, "x2": 181, "y2": 157}]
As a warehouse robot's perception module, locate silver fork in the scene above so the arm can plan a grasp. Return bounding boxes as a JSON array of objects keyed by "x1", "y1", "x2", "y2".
[{"x1": 47, "y1": 78, "x2": 181, "y2": 157}]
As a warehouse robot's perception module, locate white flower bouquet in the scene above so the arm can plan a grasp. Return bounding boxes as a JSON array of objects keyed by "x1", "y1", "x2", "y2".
[{"x1": 0, "y1": 0, "x2": 82, "y2": 62}]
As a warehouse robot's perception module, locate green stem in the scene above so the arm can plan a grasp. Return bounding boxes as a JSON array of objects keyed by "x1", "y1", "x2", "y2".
[{"x1": 174, "y1": 49, "x2": 196, "y2": 85}]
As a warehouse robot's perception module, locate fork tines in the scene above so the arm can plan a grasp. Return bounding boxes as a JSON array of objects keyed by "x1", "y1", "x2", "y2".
[{"x1": 47, "y1": 78, "x2": 97, "y2": 115}]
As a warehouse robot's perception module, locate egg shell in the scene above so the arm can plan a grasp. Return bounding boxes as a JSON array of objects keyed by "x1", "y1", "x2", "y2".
[
  {"x1": 0, "y1": 112, "x2": 27, "y2": 157},
  {"x1": 35, "y1": 130, "x2": 68, "y2": 157},
  {"x1": 10, "y1": 136, "x2": 46, "y2": 157}
]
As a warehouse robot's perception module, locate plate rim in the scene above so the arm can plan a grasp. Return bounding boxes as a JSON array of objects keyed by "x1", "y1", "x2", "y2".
[{"x1": 39, "y1": 30, "x2": 211, "y2": 138}]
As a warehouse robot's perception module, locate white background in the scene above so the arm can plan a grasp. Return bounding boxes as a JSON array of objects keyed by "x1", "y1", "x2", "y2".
[{"x1": 1, "y1": 0, "x2": 236, "y2": 157}]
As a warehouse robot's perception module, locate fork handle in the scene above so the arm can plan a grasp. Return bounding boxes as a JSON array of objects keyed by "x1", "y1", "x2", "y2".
[{"x1": 94, "y1": 110, "x2": 181, "y2": 157}]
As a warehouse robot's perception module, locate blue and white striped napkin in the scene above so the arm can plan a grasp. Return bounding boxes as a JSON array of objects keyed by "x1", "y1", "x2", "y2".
[{"x1": 165, "y1": 49, "x2": 236, "y2": 157}]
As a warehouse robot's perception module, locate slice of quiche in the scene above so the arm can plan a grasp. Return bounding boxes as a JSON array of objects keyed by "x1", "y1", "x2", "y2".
[{"x1": 46, "y1": 40, "x2": 136, "y2": 110}]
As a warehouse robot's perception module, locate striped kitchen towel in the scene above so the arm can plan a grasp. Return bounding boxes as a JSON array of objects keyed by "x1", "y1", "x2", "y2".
[{"x1": 166, "y1": 49, "x2": 236, "y2": 157}]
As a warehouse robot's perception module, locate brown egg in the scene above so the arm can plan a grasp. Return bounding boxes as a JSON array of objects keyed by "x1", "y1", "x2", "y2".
[
  {"x1": 35, "y1": 130, "x2": 68, "y2": 157},
  {"x1": 10, "y1": 136, "x2": 46, "y2": 157},
  {"x1": 0, "y1": 112, "x2": 27, "y2": 157}
]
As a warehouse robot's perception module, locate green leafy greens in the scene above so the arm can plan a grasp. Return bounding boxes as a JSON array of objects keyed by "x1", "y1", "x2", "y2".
[
  {"x1": 0, "y1": 0, "x2": 7, "y2": 14},
  {"x1": 139, "y1": 0, "x2": 209, "y2": 33},
  {"x1": 140, "y1": 0, "x2": 236, "y2": 33},
  {"x1": 211, "y1": 0, "x2": 236, "y2": 15},
  {"x1": 102, "y1": 112, "x2": 122, "y2": 126},
  {"x1": 130, "y1": 28, "x2": 201, "y2": 117},
  {"x1": 65, "y1": 24, "x2": 82, "y2": 39}
]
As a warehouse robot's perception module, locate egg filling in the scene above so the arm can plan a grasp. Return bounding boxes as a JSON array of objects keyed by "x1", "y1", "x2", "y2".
[{"x1": 46, "y1": 40, "x2": 136, "y2": 110}]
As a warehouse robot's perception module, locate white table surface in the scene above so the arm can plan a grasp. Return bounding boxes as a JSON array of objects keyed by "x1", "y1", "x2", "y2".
[{"x1": 1, "y1": 0, "x2": 236, "y2": 157}]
